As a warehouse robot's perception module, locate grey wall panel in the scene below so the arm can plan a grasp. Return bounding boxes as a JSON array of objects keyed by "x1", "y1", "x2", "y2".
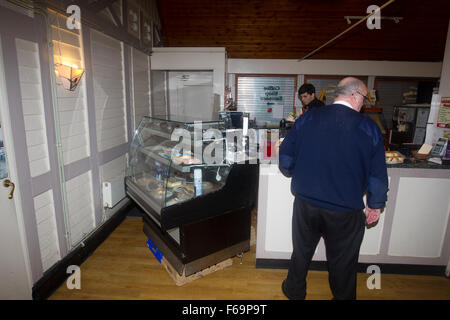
[
  {"x1": 83, "y1": 27, "x2": 103, "y2": 227},
  {"x1": 36, "y1": 14, "x2": 68, "y2": 258}
]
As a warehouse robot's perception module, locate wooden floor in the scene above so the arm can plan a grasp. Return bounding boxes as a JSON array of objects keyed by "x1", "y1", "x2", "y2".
[{"x1": 50, "y1": 217, "x2": 450, "y2": 300}]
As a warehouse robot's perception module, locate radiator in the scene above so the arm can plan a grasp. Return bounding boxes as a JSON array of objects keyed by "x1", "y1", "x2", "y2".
[{"x1": 102, "y1": 177, "x2": 125, "y2": 208}]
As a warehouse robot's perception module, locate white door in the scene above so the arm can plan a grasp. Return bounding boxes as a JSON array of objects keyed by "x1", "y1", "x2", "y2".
[
  {"x1": 169, "y1": 71, "x2": 214, "y2": 118},
  {"x1": 182, "y1": 84, "x2": 214, "y2": 118},
  {"x1": 0, "y1": 48, "x2": 32, "y2": 300}
]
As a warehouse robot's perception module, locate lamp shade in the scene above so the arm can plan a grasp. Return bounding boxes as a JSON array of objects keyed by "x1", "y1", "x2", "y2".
[{"x1": 55, "y1": 63, "x2": 84, "y2": 91}]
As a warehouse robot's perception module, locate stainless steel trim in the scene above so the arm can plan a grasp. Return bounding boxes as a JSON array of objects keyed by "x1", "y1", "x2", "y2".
[
  {"x1": 125, "y1": 178, "x2": 162, "y2": 214},
  {"x1": 167, "y1": 227, "x2": 180, "y2": 245},
  {"x1": 127, "y1": 192, "x2": 161, "y2": 227}
]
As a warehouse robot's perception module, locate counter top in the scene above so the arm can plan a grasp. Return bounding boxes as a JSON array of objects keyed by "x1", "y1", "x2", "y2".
[{"x1": 386, "y1": 159, "x2": 450, "y2": 169}]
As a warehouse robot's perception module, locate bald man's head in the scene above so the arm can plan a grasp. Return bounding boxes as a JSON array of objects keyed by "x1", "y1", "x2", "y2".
[
  {"x1": 334, "y1": 77, "x2": 368, "y2": 111},
  {"x1": 335, "y1": 77, "x2": 365, "y2": 97}
]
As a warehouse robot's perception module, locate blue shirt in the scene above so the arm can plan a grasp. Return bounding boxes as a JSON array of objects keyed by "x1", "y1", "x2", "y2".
[{"x1": 279, "y1": 104, "x2": 389, "y2": 212}]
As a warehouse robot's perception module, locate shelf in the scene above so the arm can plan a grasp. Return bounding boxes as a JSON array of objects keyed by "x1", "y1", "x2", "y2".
[
  {"x1": 141, "y1": 126, "x2": 228, "y2": 143},
  {"x1": 141, "y1": 127, "x2": 172, "y2": 139},
  {"x1": 139, "y1": 147, "x2": 229, "y2": 173},
  {"x1": 139, "y1": 147, "x2": 174, "y2": 166}
]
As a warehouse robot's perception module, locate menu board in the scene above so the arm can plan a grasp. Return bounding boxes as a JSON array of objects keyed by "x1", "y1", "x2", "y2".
[{"x1": 437, "y1": 97, "x2": 450, "y2": 128}]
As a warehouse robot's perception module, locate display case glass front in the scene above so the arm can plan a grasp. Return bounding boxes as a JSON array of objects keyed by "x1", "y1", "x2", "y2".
[{"x1": 126, "y1": 115, "x2": 230, "y2": 213}]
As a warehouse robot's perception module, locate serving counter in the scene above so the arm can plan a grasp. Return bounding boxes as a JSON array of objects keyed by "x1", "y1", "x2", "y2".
[{"x1": 255, "y1": 162, "x2": 450, "y2": 274}]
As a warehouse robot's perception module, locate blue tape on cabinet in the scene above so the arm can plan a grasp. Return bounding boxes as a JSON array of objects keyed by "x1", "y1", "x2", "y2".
[{"x1": 146, "y1": 237, "x2": 163, "y2": 262}]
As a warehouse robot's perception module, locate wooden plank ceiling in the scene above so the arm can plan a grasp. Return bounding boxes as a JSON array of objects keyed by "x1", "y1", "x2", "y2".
[{"x1": 156, "y1": 0, "x2": 450, "y2": 61}]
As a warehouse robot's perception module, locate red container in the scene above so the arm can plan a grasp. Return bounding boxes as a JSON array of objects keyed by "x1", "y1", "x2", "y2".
[{"x1": 264, "y1": 141, "x2": 276, "y2": 158}]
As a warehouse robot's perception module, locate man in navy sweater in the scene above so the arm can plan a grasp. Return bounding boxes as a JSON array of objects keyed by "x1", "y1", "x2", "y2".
[{"x1": 279, "y1": 77, "x2": 388, "y2": 300}]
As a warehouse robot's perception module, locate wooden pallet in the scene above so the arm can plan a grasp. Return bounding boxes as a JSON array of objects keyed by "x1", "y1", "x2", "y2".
[{"x1": 161, "y1": 257, "x2": 233, "y2": 286}]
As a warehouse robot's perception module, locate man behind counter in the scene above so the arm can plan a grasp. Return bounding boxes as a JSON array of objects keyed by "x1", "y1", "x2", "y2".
[{"x1": 298, "y1": 83, "x2": 325, "y2": 114}]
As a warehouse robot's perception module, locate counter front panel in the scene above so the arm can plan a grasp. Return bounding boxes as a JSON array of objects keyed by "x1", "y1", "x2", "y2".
[{"x1": 256, "y1": 164, "x2": 450, "y2": 271}]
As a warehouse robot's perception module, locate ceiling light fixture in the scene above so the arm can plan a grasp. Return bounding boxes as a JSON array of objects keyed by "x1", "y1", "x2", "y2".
[{"x1": 344, "y1": 16, "x2": 403, "y2": 24}]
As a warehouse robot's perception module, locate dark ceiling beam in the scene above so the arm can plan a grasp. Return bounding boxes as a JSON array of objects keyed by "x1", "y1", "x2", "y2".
[
  {"x1": 122, "y1": 0, "x2": 128, "y2": 34},
  {"x1": 88, "y1": 0, "x2": 117, "y2": 13},
  {"x1": 107, "y1": 4, "x2": 123, "y2": 27}
]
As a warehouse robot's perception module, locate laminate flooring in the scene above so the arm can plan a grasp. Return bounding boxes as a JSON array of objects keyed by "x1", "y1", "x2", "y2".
[{"x1": 49, "y1": 217, "x2": 450, "y2": 300}]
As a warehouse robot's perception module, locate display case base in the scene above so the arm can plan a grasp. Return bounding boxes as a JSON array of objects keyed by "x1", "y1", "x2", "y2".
[
  {"x1": 143, "y1": 213, "x2": 250, "y2": 277},
  {"x1": 161, "y1": 256, "x2": 233, "y2": 286}
]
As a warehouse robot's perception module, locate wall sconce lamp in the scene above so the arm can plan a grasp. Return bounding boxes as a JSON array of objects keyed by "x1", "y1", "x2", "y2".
[{"x1": 54, "y1": 63, "x2": 85, "y2": 91}]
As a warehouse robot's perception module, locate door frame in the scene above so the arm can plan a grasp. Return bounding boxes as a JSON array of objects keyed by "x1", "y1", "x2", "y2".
[
  {"x1": 0, "y1": 5, "x2": 69, "y2": 284},
  {"x1": 0, "y1": 25, "x2": 33, "y2": 299}
]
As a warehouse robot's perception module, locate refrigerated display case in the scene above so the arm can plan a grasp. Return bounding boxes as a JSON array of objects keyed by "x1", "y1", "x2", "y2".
[{"x1": 125, "y1": 115, "x2": 258, "y2": 276}]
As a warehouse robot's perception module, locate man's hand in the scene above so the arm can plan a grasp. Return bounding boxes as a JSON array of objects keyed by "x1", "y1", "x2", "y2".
[
  {"x1": 275, "y1": 138, "x2": 284, "y2": 155},
  {"x1": 365, "y1": 207, "x2": 381, "y2": 225}
]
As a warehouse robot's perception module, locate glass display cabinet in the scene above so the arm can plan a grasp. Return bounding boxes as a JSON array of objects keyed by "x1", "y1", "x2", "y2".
[{"x1": 125, "y1": 115, "x2": 258, "y2": 276}]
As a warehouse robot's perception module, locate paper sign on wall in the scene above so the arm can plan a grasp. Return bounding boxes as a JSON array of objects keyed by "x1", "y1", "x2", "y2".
[
  {"x1": 425, "y1": 94, "x2": 445, "y2": 145},
  {"x1": 437, "y1": 97, "x2": 450, "y2": 128},
  {"x1": 272, "y1": 105, "x2": 284, "y2": 119}
]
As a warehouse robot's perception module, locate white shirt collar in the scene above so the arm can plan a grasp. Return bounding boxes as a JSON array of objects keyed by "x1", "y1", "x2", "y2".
[{"x1": 334, "y1": 100, "x2": 354, "y2": 110}]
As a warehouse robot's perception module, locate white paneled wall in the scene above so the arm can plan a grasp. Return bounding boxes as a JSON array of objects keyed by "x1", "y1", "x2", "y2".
[
  {"x1": 15, "y1": 38, "x2": 50, "y2": 177},
  {"x1": 100, "y1": 154, "x2": 128, "y2": 183},
  {"x1": 91, "y1": 30, "x2": 128, "y2": 152},
  {"x1": 65, "y1": 171, "x2": 96, "y2": 246},
  {"x1": 1, "y1": 6, "x2": 158, "y2": 285},
  {"x1": 9, "y1": 14, "x2": 154, "y2": 283},
  {"x1": 132, "y1": 48, "x2": 151, "y2": 131},
  {"x1": 33, "y1": 190, "x2": 60, "y2": 272},
  {"x1": 51, "y1": 12, "x2": 90, "y2": 165}
]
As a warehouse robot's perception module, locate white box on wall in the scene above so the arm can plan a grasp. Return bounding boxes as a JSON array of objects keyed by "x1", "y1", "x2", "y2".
[{"x1": 102, "y1": 177, "x2": 125, "y2": 208}]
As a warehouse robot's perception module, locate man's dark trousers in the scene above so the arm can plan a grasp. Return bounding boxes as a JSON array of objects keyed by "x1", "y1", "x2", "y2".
[{"x1": 284, "y1": 197, "x2": 366, "y2": 300}]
